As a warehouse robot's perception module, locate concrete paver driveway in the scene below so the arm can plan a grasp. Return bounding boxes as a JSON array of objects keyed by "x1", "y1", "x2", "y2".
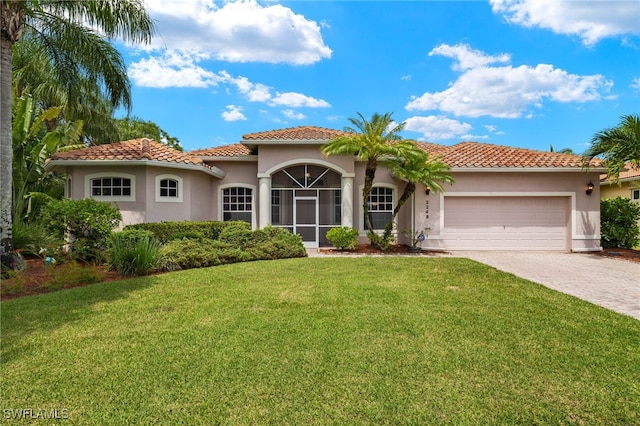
[{"x1": 455, "y1": 251, "x2": 640, "y2": 320}]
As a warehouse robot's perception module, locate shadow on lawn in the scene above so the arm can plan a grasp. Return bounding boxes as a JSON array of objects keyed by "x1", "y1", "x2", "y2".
[{"x1": 0, "y1": 274, "x2": 163, "y2": 364}]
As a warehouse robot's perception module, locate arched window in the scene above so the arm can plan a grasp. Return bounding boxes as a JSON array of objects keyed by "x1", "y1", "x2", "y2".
[
  {"x1": 85, "y1": 173, "x2": 135, "y2": 201},
  {"x1": 155, "y1": 175, "x2": 183, "y2": 202}
]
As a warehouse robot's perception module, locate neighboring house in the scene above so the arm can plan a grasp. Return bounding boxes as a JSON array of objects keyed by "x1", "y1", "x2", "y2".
[
  {"x1": 45, "y1": 125, "x2": 605, "y2": 252},
  {"x1": 600, "y1": 164, "x2": 640, "y2": 203}
]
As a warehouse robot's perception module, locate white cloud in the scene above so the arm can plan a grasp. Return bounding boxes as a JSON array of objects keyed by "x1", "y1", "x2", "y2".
[
  {"x1": 141, "y1": 0, "x2": 331, "y2": 64},
  {"x1": 490, "y1": 0, "x2": 640, "y2": 46},
  {"x1": 270, "y1": 92, "x2": 331, "y2": 108},
  {"x1": 404, "y1": 115, "x2": 473, "y2": 141},
  {"x1": 631, "y1": 77, "x2": 640, "y2": 91},
  {"x1": 282, "y1": 109, "x2": 306, "y2": 120},
  {"x1": 484, "y1": 124, "x2": 505, "y2": 135},
  {"x1": 429, "y1": 43, "x2": 510, "y2": 71},
  {"x1": 221, "y1": 105, "x2": 246, "y2": 121},
  {"x1": 128, "y1": 51, "x2": 224, "y2": 88},
  {"x1": 225, "y1": 74, "x2": 273, "y2": 102},
  {"x1": 406, "y1": 44, "x2": 612, "y2": 118},
  {"x1": 401, "y1": 75, "x2": 412, "y2": 81}
]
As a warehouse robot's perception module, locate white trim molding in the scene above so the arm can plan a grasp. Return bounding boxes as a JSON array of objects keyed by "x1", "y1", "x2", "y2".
[
  {"x1": 219, "y1": 183, "x2": 257, "y2": 229},
  {"x1": 155, "y1": 174, "x2": 184, "y2": 203},
  {"x1": 358, "y1": 183, "x2": 398, "y2": 234}
]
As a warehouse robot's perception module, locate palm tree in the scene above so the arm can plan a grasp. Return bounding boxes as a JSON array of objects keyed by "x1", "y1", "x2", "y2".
[
  {"x1": 322, "y1": 112, "x2": 417, "y2": 236},
  {"x1": 12, "y1": 33, "x2": 124, "y2": 144},
  {"x1": 379, "y1": 147, "x2": 454, "y2": 242},
  {"x1": 584, "y1": 114, "x2": 640, "y2": 180},
  {"x1": 1, "y1": 0, "x2": 154, "y2": 267}
]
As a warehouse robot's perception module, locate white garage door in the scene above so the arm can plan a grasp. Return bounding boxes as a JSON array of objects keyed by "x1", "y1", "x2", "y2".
[{"x1": 444, "y1": 197, "x2": 569, "y2": 250}]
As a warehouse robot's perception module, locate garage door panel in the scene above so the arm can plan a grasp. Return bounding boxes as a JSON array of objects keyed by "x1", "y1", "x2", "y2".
[{"x1": 444, "y1": 197, "x2": 569, "y2": 250}]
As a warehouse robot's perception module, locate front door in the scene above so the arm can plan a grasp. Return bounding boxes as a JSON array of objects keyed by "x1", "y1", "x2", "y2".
[{"x1": 294, "y1": 196, "x2": 318, "y2": 248}]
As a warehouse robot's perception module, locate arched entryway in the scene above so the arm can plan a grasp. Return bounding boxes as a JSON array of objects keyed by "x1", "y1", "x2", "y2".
[{"x1": 271, "y1": 164, "x2": 342, "y2": 247}]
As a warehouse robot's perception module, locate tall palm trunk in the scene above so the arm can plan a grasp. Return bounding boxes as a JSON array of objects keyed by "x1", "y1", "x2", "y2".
[
  {"x1": 1, "y1": 1, "x2": 25, "y2": 268},
  {"x1": 382, "y1": 181, "x2": 415, "y2": 241},
  {"x1": 1, "y1": 37, "x2": 21, "y2": 268},
  {"x1": 362, "y1": 161, "x2": 376, "y2": 233}
]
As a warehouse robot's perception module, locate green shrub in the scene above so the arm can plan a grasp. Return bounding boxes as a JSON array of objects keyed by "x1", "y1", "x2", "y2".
[
  {"x1": 219, "y1": 222, "x2": 255, "y2": 249},
  {"x1": 156, "y1": 227, "x2": 305, "y2": 271},
  {"x1": 169, "y1": 230, "x2": 206, "y2": 241},
  {"x1": 108, "y1": 230, "x2": 160, "y2": 276},
  {"x1": 125, "y1": 221, "x2": 246, "y2": 244},
  {"x1": 41, "y1": 198, "x2": 121, "y2": 263},
  {"x1": 326, "y1": 226, "x2": 359, "y2": 251},
  {"x1": 156, "y1": 239, "x2": 227, "y2": 272},
  {"x1": 247, "y1": 227, "x2": 307, "y2": 260},
  {"x1": 600, "y1": 197, "x2": 640, "y2": 248}
]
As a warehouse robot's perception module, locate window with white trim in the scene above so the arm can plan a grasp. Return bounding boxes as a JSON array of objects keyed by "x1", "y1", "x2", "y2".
[
  {"x1": 222, "y1": 187, "x2": 253, "y2": 223},
  {"x1": 366, "y1": 186, "x2": 394, "y2": 230},
  {"x1": 91, "y1": 177, "x2": 131, "y2": 197},
  {"x1": 86, "y1": 173, "x2": 135, "y2": 201},
  {"x1": 632, "y1": 189, "x2": 640, "y2": 202},
  {"x1": 155, "y1": 175, "x2": 183, "y2": 202}
]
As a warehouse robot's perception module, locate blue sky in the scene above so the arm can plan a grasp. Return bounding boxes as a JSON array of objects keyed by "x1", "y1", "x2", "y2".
[{"x1": 115, "y1": 0, "x2": 640, "y2": 153}]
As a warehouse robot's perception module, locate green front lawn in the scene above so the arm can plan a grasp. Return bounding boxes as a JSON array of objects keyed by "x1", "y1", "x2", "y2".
[{"x1": 2, "y1": 258, "x2": 638, "y2": 424}]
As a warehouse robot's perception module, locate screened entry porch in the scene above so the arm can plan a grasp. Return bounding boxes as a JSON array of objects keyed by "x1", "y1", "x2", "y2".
[{"x1": 270, "y1": 165, "x2": 342, "y2": 248}]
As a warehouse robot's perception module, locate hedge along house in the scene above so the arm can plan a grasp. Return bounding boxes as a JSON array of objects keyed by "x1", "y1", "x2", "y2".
[{"x1": 45, "y1": 125, "x2": 605, "y2": 251}]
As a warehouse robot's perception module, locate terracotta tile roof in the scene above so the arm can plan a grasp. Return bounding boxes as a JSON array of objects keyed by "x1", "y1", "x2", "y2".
[
  {"x1": 600, "y1": 163, "x2": 640, "y2": 182},
  {"x1": 51, "y1": 138, "x2": 206, "y2": 166},
  {"x1": 417, "y1": 141, "x2": 603, "y2": 169},
  {"x1": 414, "y1": 142, "x2": 452, "y2": 157},
  {"x1": 242, "y1": 125, "x2": 351, "y2": 141},
  {"x1": 190, "y1": 143, "x2": 254, "y2": 157}
]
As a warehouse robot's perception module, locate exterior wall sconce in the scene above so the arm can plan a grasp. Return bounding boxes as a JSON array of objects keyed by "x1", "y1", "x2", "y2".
[
  {"x1": 586, "y1": 181, "x2": 594, "y2": 196},
  {"x1": 425, "y1": 187, "x2": 431, "y2": 195}
]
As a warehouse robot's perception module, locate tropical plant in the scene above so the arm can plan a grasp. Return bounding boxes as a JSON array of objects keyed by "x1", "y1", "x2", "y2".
[
  {"x1": 322, "y1": 112, "x2": 417, "y2": 248},
  {"x1": 379, "y1": 147, "x2": 454, "y2": 242},
  {"x1": 12, "y1": 93, "x2": 83, "y2": 222},
  {"x1": 1, "y1": 0, "x2": 155, "y2": 268},
  {"x1": 584, "y1": 114, "x2": 640, "y2": 180},
  {"x1": 108, "y1": 230, "x2": 160, "y2": 276},
  {"x1": 114, "y1": 116, "x2": 183, "y2": 151}
]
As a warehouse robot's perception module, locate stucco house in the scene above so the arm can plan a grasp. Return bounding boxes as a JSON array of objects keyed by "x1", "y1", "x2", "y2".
[
  {"x1": 45, "y1": 125, "x2": 605, "y2": 252},
  {"x1": 600, "y1": 164, "x2": 640, "y2": 203}
]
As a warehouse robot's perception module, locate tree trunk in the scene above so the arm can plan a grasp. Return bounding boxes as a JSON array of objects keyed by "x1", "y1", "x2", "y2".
[
  {"x1": 382, "y1": 181, "x2": 415, "y2": 242},
  {"x1": 1, "y1": 36, "x2": 18, "y2": 267},
  {"x1": 362, "y1": 160, "x2": 376, "y2": 233},
  {"x1": 1, "y1": 1, "x2": 26, "y2": 269}
]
